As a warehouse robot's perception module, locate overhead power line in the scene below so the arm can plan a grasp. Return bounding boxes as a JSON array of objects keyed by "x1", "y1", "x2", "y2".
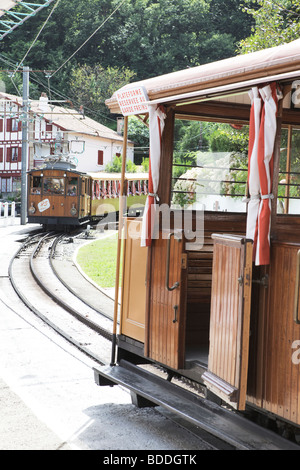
[
  {"x1": 13, "y1": 0, "x2": 62, "y2": 75},
  {"x1": 50, "y1": 0, "x2": 127, "y2": 77}
]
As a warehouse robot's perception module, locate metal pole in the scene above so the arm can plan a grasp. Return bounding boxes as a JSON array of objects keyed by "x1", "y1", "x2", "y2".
[
  {"x1": 21, "y1": 66, "x2": 29, "y2": 225},
  {"x1": 110, "y1": 115, "x2": 128, "y2": 366}
]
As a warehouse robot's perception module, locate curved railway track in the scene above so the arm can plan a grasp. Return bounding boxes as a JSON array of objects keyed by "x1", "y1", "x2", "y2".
[{"x1": 8, "y1": 230, "x2": 114, "y2": 365}]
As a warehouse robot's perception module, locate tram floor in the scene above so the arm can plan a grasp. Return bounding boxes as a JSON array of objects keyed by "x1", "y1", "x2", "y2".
[{"x1": 185, "y1": 345, "x2": 208, "y2": 368}]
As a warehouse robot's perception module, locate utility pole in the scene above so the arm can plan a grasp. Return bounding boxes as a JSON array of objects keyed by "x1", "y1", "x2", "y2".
[{"x1": 21, "y1": 66, "x2": 29, "y2": 225}]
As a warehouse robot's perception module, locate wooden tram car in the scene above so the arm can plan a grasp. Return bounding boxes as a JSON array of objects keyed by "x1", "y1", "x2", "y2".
[
  {"x1": 27, "y1": 164, "x2": 148, "y2": 229},
  {"x1": 94, "y1": 38, "x2": 300, "y2": 443}
]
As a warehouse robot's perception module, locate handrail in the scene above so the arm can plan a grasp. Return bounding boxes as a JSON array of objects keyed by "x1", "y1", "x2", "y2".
[
  {"x1": 0, "y1": 201, "x2": 16, "y2": 218},
  {"x1": 166, "y1": 232, "x2": 181, "y2": 292}
]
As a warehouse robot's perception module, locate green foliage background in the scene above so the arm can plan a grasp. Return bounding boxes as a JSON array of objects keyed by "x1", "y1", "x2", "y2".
[{"x1": 0, "y1": 0, "x2": 299, "y2": 175}]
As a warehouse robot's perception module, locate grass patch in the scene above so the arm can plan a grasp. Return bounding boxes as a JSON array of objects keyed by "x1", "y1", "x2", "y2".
[{"x1": 76, "y1": 232, "x2": 120, "y2": 288}]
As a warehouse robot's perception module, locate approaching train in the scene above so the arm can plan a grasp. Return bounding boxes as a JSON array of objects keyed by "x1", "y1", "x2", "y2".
[
  {"x1": 27, "y1": 163, "x2": 148, "y2": 229},
  {"x1": 93, "y1": 38, "x2": 300, "y2": 447}
]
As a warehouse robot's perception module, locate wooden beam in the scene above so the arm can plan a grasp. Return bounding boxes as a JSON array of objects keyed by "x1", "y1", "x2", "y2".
[
  {"x1": 157, "y1": 107, "x2": 175, "y2": 206},
  {"x1": 111, "y1": 115, "x2": 128, "y2": 365}
]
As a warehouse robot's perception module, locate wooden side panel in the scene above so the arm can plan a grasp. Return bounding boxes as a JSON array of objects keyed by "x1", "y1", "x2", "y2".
[
  {"x1": 120, "y1": 219, "x2": 147, "y2": 343},
  {"x1": 203, "y1": 234, "x2": 253, "y2": 410},
  {"x1": 260, "y1": 243, "x2": 300, "y2": 425},
  {"x1": 147, "y1": 233, "x2": 186, "y2": 369},
  {"x1": 187, "y1": 234, "x2": 213, "y2": 303}
]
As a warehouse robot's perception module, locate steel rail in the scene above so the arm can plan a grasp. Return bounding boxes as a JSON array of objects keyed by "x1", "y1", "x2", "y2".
[
  {"x1": 49, "y1": 233, "x2": 116, "y2": 322},
  {"x1": 8, "y1": 231, "x2": 112, "y2": 366},
  {"x1": 29, "y1": 233, "x2": 113, "y2": 340}
]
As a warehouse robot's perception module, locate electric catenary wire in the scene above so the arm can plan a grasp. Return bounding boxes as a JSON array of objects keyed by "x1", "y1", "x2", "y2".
[{"x1": 13, "y1": 0, "x2": 62, "y2": 76}]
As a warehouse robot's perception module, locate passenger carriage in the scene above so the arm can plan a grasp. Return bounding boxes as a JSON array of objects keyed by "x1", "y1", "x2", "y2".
[
  {"x1": 94, "y1": 38, "x2": 300, "y2": 439},
  {"x1": 27, "y1": 164, "x2": 148, "y2": 229}
]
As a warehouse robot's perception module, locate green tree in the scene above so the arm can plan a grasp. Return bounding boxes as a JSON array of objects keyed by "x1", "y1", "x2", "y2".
[
  {"x1": 69, "y1": 64, "x2": 136, "y2": 125},
  {"x1": 127, "y1": 116, "x2": 149, "y2": 163},
  {"x1": 239, "y1": 0, "x2": 300, "y2": 52}
]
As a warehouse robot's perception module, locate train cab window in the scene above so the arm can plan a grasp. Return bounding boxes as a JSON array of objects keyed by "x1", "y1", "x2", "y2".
[
  {"x1": 66, "y1": 177, "x2": 78, "y2": 196},
  {"x1": 171, "y1": 121, "x2": 248, "y2": 212},
  {"x1": 31, "y1": 176, "x2": 42, "y2": 195},
  {"x1": 43, "y1": 177, "x2": 65, "y2": 195},
  {"x1": 277, "y1": 126, "x2": 300, "y2": 214}
]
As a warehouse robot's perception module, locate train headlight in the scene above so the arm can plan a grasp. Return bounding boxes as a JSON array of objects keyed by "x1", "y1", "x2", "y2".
[
  {"x1": 70, "y1": 203, "x2": 77, "y2": 216},
  {"x1": 28, "y1": 203, "x2": 36, "y2": 214}
]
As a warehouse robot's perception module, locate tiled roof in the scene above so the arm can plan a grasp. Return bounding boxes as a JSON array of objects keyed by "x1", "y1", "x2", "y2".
[{"x1": 0, "y1": 92, "x2": 125, "y2": 142}]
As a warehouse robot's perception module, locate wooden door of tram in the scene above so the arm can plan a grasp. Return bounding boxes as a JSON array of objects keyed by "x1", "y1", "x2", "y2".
[
  {"x1": 202, "y1": 234, "x2": 253, "y2": 410},
  {"x1": 145, "y1": 230, "x2": 187, "y2": 370}
]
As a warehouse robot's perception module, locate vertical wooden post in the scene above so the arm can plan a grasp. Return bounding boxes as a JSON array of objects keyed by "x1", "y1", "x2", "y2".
[
  {"x1": 284, "y1": 125, "x2": 293, "y2": 214},
  {"x1": 111, "y1": 116, "x2": 128, "y2": 366}
]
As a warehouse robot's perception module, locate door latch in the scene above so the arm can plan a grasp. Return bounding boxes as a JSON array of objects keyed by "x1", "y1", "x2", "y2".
[
  {"x1": 252, "y1": 274, "x2": 269, "y2": 288},
  {"x1": 173, "y1": 305, "x2": 178, "y2": 323}
]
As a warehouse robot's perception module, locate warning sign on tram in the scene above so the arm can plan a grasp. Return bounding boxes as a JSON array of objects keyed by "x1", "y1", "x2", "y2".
[
  {"x1": 116, "y1": 86, "x2": 149, "y2": 116},
  {"x1": 38, "y1": 198, "x2": 50, "y2": 213}
]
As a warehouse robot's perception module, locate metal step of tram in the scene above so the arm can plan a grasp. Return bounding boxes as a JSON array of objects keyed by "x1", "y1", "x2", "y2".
[{"x1": 93, "y1": 360, "x2": 299, "y2": 450}]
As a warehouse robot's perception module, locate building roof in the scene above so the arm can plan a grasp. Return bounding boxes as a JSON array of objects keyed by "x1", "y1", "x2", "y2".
[
  {"x1": 106, "y1": 38, "x2": 300, "y2": 113},
  {"x1": 0, "y1": 92, "x2": 127, "y2": 143}
]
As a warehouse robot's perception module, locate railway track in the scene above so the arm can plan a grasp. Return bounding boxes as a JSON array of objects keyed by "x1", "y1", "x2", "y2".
[{"x1": 9, "y1": 230, "x2": 114, "y2": 365}]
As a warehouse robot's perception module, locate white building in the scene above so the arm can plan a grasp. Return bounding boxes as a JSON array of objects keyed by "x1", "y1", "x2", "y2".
[{"x1": 0, "y1": 93, "x2": 134, "y2": 195}]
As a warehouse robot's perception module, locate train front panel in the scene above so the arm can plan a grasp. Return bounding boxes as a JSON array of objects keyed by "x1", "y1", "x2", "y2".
[{"x1": 27, "y1": 169, "x2": 90, "y2": 228}]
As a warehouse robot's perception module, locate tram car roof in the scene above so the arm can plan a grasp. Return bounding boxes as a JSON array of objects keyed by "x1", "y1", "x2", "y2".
[
  {"x1": 28, "y1": 167, "x2": 87, "y2": 175},
  {"x1": 28, "y1": 168, "x2": 148, "y2": 181},
  {"x1": 87, "y1": 171, "x2": 149, "y2": 181},
  {"x1": 106, "y1": 38, "x2": 300, "y2": 114}
]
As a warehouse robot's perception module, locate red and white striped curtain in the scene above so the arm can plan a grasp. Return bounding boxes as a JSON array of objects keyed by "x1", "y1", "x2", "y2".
[
  {"x1": 107, "y1": 180, "x2": 112, "y2": 198},
  {"x1": 102, "y1": 180, "x2": 107, "y2": 198},
  {"x1": 246, "y1": 87, "x2": 262, "y2": 257},
  {"x1": 132, "y1": 180, "x2": 136, "y2": 195},
  {"x1": 95, "y1": 181, "x2": 100, "y2": 199},
  {"x1": 143, "y1": 180, "x2": 147, "y2": 195},
  {"x1": 112, "y1": 180, "x2": 117, "y2": 198},
  {"x1": 141, "y1": 105, "x2": 166, "y2": 247},
  {"x1": 246, "y1": 83, "x2": 282, "y2": 265}
]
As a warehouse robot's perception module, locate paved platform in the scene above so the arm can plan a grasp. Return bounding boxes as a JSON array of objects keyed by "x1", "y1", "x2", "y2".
[{"x1": 0, "y1": 220, "x2": 211, "y2": 450}]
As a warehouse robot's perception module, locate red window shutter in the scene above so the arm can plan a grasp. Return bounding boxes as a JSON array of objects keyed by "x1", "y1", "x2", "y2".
[
  {"x1": 0, "y1": 120, "x2": 3, "y2": 132},
  {"x1": 6, "y1": 147, "x2": 11, "y2": 162},
  {"x1": 6, "y1": 119, "x2": 12, "y2": 132},
  {"x1": 0, "y1": 148, "x2": 3, "y2": 162},
  {"x1": 46, "y1": 123, "x2": 52, "y2": 132},
  {"x1": 18, "y1": 147, "x2": 22, "y2": 162},
  {"x1": 18, "y1": 120, "x2": 22, "y2": 131},
  {"x1": 98, "y1": 150, "x2": 104, "y2": 165}
]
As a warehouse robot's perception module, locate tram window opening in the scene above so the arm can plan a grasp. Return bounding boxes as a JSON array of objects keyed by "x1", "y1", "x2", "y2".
[
  {"x1": 31, "y1": 176, "x2": 42, "y2": 195},
  {"x1": 277, "y1": 126, "x2": 300, "y2": 214},
  {"x1": 43, "y1": 177, "x2": 65, "y2": 195},
  {"x1": 67, "y1": 177, "x2": 78, "y2": 196},
  {"x1": 171, "y1": 120, "x2": 249, "y2": 213}
]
